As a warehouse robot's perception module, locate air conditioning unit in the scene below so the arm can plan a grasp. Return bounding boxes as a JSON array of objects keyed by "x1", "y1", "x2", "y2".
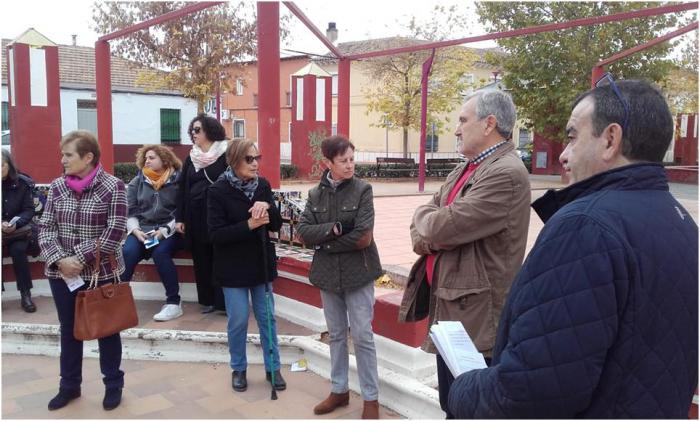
[{"x1": 221, "y1": 109, "x2": 231, "y2": 120}]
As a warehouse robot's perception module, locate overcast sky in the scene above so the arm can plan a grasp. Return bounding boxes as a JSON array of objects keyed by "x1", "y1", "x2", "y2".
[{"x1": 0, "y1": 0, "x2": 494, "y2": 55}]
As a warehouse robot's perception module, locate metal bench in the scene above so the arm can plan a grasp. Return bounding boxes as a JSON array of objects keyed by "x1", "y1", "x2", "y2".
[
  {"x1": 426, "y1": 158, "x2": 463, "y2": 177},
  {"x1": 375, "y1": 157, "x2": 417, "y2": 178}
]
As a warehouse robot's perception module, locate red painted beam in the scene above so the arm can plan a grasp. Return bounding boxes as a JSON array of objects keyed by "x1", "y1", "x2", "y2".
[
  {"x1": 257, "y1": 1, "x2": 281, "y2": 188},
  {"x1": 98, "y1": 2, "x2": 224, "y2": 42},
  {"x1": 418, "y1": 49, "x2": 436, "y2": 193},
  {"x1": 591, "y1": 65, "x2": 605, "y2": 88},
  {"x1": 282, "y1": 2, "x2": 345, "y2": 59},
  {"x1": 597, "y1": 21, "x2": 698, "y2": 67},
  {"x1": 346, "y1": 2, "x2": 698, "y2": 60},
  {"x1": 337, "y1": 58, "x2": 351, "y2": 137},
  {"x1": 95, "y1": 41, "x2": 114, "y2": 174}
]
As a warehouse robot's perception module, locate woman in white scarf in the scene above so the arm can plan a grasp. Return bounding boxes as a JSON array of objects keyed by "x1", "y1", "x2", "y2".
[{"x1": 175, "y1": 114, "x2": 229, "y2": 313}]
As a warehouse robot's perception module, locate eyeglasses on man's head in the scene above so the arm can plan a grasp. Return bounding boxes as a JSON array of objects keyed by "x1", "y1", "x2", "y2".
[{"x1": 594, "y1": 72, "x2": 630, "y2": 135}]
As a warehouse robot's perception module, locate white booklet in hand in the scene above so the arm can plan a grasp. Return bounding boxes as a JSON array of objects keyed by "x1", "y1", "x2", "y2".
[{"x1": 429, "y1": 321, "x2": 487, "y2": 378}]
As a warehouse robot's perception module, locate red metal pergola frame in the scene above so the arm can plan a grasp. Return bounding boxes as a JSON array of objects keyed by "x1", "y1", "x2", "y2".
[
  {"x1": 94, "y1": 1, "x2": 697, "y2": 190},
  {"x1": 281, "y1": 1, "x2": 697, "y2": 190}
]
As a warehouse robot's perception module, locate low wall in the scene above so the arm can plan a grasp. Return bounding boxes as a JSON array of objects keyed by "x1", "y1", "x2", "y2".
[{"x1": 2, "y1": 248, "x2": 434, "y2": 381}]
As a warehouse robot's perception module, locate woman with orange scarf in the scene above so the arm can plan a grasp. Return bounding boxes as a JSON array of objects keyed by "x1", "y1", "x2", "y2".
[{"x1": 121, "y1": 145, "x2": 184, "y2": 321}]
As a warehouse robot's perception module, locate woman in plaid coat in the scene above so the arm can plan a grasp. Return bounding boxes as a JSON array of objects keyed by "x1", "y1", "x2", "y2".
[{"x1": 38, "y1": 130, "x2": 127, "y2": 412}]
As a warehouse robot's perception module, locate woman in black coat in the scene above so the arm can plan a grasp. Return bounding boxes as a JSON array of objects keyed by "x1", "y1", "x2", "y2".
[
  {"x1": 1, "y1": 149, "x2": 37, "y2": 312},
  {"x1": 175, "y1": 114, "x2": 228, "y2": 313},
  {"x1": 207, "y1": 139, "x2": 285, "y2": 393}
]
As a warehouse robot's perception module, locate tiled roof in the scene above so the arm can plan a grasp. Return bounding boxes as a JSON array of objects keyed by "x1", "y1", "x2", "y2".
[
  {"x1": 316, "y1": 36, "x2": 503, "y2": 70},
  {"x1": 2, "y1": 39, "x2": 182, "y2": 95}
]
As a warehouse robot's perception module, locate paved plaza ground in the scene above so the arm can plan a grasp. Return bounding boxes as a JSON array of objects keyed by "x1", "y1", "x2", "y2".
[{"x1": 2, "y1": 175, "x2": 697, "y2": 418}]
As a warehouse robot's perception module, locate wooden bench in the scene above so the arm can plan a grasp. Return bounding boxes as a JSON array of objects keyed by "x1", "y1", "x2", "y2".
[
  {"x1": 375, "y1": 157, "x2": 417, "y2": 178},
  {"x1": 426, "y1": 158, "x2": 462, "y2": 177}
]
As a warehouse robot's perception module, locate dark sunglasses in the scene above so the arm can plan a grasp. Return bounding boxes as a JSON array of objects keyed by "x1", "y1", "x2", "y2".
[
  {"x1": 244, "y1": 155, "x2": 262, "y2": 164},
  {"x1": 189, "y1": 126, "x2": 202, "y2": 135},
  {"x1": 594, "y1": 72, "x2": 630, "y2": 135}
]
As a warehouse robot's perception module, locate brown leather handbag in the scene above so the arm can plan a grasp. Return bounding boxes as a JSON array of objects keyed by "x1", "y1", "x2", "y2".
[{"x1": 73, "y1": 240, "x2": 139, "y2": 341}]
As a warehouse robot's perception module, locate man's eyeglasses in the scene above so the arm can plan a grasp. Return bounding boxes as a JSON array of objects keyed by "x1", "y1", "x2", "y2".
[
  {"x1": 190, "y1": 126, "x2": 202, "y2": 135},
  {"x1": 595, "y1": 72, "x2": 629, "y2": 135},
  {"x1": 244, "y1": 155, "x2": 262, "y2": 164}
]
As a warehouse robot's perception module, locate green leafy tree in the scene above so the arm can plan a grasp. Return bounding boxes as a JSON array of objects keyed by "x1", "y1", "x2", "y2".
[
  {"x1": 362, "y1": 5, "x2": 478, "y2": 157},
  {"x1": 663, "y1": 23, "x2": 698, "y2": 114},
  {"x1": 477, "y1": 2, "x2": 682, "y2": 140},
  {"x1": 91, "y1": 1, "x2": 258, "y2": 112}
]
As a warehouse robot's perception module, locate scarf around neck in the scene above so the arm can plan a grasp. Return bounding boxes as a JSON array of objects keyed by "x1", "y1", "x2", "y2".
[
  {"x1": 142, "y1": 167, "x2": 173, "y2": 191},
  {"x1": 190, "y1": 140, "x2": 228, "y2": 172},
  {"x1": 65, "y1": 164, "x2": 100, "y2": 195},
  {"x1": 223, "y1": 166, "x2": 258, "y2": 200}
]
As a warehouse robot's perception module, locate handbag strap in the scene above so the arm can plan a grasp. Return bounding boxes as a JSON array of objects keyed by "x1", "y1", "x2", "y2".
[{"x1": 89, "y1": 239, "x2": 119, "y2": 289}]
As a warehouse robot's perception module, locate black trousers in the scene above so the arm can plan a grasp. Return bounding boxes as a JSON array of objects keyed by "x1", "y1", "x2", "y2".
[
  {"x1": 437, "y1": 354, "x2": 492, "y2": 419},
  {"x1": 6, "y1": 238, "x2": 33, "y2": 292},
  {"x1": 49, "y1": 278, "x2": 124, "y2": 391},
  {"x1": 190, "y1": 238, "x2": 224, "y2": 310}
]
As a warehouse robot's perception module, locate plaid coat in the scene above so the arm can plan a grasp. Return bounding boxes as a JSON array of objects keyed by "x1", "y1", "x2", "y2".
[{"x1": 39, "y1": 167, "x2": 127, "y2": 282}]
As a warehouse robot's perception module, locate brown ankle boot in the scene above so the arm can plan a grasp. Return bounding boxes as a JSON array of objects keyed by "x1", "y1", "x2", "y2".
[
  {"x1": 313, "y1": 391, "x2": 350, "y2": 415},
  {"x1": 361, "y1": 400, "x2": 379, "y2": 419}
]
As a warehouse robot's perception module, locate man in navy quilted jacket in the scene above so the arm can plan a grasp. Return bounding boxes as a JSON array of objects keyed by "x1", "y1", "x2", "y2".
[{"x1": 448, "y1": 77, "x2": 698, "y2": 418}]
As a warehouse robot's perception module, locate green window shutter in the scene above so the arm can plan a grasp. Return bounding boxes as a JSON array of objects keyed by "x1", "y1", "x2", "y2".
[
  {"x1": 1, "y1": 102, "x2": 8, "y2": 131},
  {"x1": 160, "y1": 109, "x2": 181, "y2": 143}
]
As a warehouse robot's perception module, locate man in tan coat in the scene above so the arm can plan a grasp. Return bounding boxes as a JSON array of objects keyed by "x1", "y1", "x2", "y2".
[{"x1": 399, "y1": 89, "x2": 531, "y2": 418}]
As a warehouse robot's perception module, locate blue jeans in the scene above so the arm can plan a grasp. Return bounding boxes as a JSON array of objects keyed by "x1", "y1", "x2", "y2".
[
  {"x1": 121, "y1": 233, "x2": 183, "y2": 304},
  {"x1": 222, "y1": 284, "x2": 280, "y2": 372},
  {"x1": 49, "y1": 278, "x2": 124, "y2": 390}
]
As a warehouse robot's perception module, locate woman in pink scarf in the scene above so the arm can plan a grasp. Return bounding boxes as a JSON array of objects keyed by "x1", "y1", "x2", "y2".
[
  {"x1": 175, "y1": 114, "x2": 228, "y2": 313},
  {"x1": 39, "y1": 130, "x2": 127, "y2": 411}
]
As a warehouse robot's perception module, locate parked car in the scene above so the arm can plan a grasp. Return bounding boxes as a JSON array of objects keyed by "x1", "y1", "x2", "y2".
[
  {"x1": 517, "y1": 148, "x2": 531, "y2": 173},
  {"x1": 1, "y1": 130, "x2": 10, "y2": 152}
]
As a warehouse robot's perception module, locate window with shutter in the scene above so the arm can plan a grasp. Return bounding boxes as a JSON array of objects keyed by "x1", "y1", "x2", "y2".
[{"x1": 160, "y1": 109, "x2": 181, "y2": 143}]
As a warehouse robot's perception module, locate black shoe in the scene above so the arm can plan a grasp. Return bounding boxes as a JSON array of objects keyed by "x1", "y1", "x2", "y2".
[
  {"x1": 231, "y1": 370, "x2": 247, "y2": 392},
  {"x1": 103, "y1": 387, "x2": 122, "y2": 410},
  {"x1": 48, "y1": 388, "x2": 81, "y2": 410},
  {"x1": 265, "y1": 370, "x2": 287, "y2": 391},
  {"x1": 20, "y1": 291, "x2": 36, "y2": 313},
  {"x1": 200, "y1": 305, "x2": 216, "y2": 314}
]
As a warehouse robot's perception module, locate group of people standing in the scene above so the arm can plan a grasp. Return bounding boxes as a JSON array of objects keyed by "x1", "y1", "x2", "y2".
[{"x1": 3, "y1": 76, "x2": 697, "y2": 419}]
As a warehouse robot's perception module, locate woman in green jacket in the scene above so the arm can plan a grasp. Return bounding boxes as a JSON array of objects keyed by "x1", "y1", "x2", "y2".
[{"x1": 296, "y1": 135, "x2": 382, "y2": 419}]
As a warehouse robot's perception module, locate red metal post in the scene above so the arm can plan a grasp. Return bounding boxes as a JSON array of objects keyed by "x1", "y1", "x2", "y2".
[
  {"x1": 257, "y1": 1, "x2": 281, "y2": 188},
  {"x1": 346, "y1": 2, "x2": 698, "y2": 61},
  {"x1": 337, "y1": 58, "x2": 351, "y2": 137},
  {"x1": 95, "y1": 41, "x2": 114, "y2": 174},
  {"x1": 418, "y1": 49, "x2": 436, "y2": 193}
]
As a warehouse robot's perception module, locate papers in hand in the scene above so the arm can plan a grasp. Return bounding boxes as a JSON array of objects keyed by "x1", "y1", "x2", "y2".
[
  {"x1": 144, "y1": 234, "x2": 160, "y2": 249},
  {"x1": 429, "y1": 321, "x2": 487, "y2": 377},
  {"x1": 8, "y1": 216, "x2": 21, "y2": 225}
]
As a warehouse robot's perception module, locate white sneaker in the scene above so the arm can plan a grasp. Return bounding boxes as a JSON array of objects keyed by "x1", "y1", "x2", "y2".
[{"x1": 153, "y1": 303, "x2": 183, "y2": 321}]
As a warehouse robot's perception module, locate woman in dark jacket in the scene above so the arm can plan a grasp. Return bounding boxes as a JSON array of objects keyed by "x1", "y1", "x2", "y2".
[
  {"x1": 296, "y1": 135, "x2": 382, "y2": 419},
  {"x1": 207, "y1": 139, "x2": 285, "y2": 393},
  {"x1": 122, "y1": 145, "x2": 183, "y2": 321},
  {"x1": 175, "y1": 114, "x2": 228, "y2": 313},
  {"x1": 1, "y1": 149, "x2": 37, "y2": 312}
]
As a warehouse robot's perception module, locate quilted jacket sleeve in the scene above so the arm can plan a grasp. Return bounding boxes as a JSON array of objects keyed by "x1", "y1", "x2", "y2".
[
  {"x1": 320, "y1": 183, "x2": 375, "y2": 254},
  {"x1": 448, "y1": 214, "x2": 628, "y2": 418},
  {"x1": 296, "y1": 187, "x2": 337, "y2": 246}
]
